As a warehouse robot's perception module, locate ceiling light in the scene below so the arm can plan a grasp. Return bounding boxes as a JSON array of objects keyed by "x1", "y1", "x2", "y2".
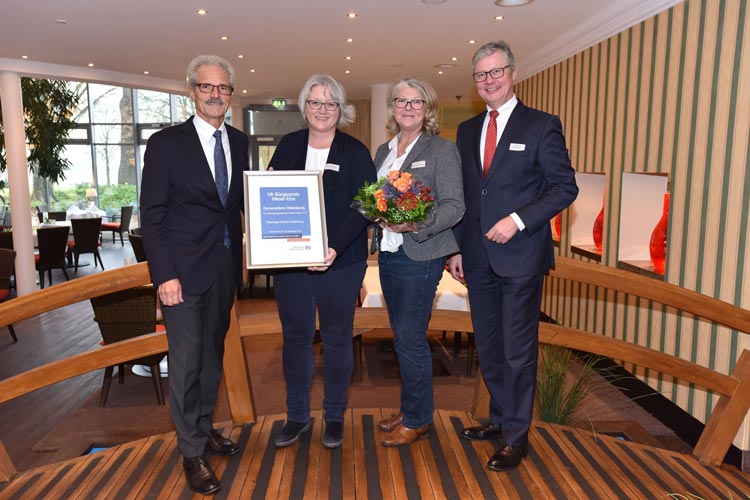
[
  {"x1": 437, "y1": 70, "x2": 444, "y2": 75},
  {"x1": 494, "y1": 0, "x2": 533, "y2": 5},
  {"x1": 196, "y1": 9, "x2": 207, "y2": 15},
  {"x1": 88, "y1": 63, "x2": 94, "y2": 67},
  {"x1": 345, "y1": 56, "x2": 352, "y2": 60},
  {"x1": 238, "y1": 54, "x2": 244, "y2": 59},
  {"x1": 250, "y1": 69, "x2": 256, "y2": 73},
  {"x1": 345, "y1": 70, "x2": 351, "y2": 74},
  {"x1": 21, "y1": 55, "x2": 28, "y2": 59},
  {"x1": 143, "y1": 71, "x2": 149, "y2": 75},
  {"x1": 435, "y1": 63, "x2": 457, "y2": 69},
  {"x1": 494, "y1": 15, "x2": 504, "y2": 20},
  {"x1": 451, "y1": 57, "x2": 457, "y2": 61},
  {"x1": 347, "y1": 12, "x2": 357, "y2": 18},
  {"x1": 55, "y1": 19, "x2": 68, "y2": 24},
  {"x1": 242, "y1": 90, "x2": 247, "y2": 94},
  {"x1": 220, "y1": 36, "x2": 229, "y2": 40},
  {"x1": 468, "y1": 39, "x2": 476, "y2": 44},
  {"x1": 422, "y1": 0, "x2": 447, "y2": 4},
  {"x1": 346, "y1": 38, "x2": 354, "y2": 43}
]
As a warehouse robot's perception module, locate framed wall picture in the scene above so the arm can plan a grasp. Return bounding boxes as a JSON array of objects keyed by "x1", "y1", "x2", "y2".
[{"x1": 243, "y1": 170, "x2": 328, "y2": 269}]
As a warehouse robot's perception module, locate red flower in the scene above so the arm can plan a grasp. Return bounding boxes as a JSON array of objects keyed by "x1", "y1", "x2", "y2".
[{"x1": 396, "y1": 192, "x2": 419, "y2": 211}]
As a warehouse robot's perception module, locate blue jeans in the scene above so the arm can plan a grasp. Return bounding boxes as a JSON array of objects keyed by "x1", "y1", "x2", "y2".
[
  {"x1": 378, "y1": 248, "x2": 445, "y2": 428},
  {"x1": 274, "y1": 261, "x2": 366, "y2": 423}
]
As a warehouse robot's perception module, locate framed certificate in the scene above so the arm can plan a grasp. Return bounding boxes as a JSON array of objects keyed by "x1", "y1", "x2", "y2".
[{"x1": 244, "y1": 170, "x2": 328, "y2": 269}]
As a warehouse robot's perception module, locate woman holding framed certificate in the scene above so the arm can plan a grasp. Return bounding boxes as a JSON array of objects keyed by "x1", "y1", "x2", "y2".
[{"x1": 269, "y1": 74, "x2": 376, "y2": 450}]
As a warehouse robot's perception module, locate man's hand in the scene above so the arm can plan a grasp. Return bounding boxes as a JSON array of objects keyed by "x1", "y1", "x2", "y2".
[
  {"x1": 158, "y1": 278, "x2": 183, "y2": 306},
  {"x1": 485, "y1": 216, "x2": 519, "y2": 244},
  {"x1": 448, "y1": 254, "x2": 465, "y2": 284},
  {"x1": 308, "y1": 248, "x2": 337, "y2": 272}
]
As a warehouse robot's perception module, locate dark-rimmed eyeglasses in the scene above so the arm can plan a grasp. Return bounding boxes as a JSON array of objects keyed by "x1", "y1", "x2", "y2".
[
  {"x1": 306, "y1": 100, "x2": 340, "y2": 111},
  {"x1": 472, "y1": 65, "x2": 513, "y2": 82},
  {"x1": 393, "y1": 98, "x2": 426, "y2": 110},
  {"x1": 194, "y1": 83, "x2": 234, "y2": 95}
]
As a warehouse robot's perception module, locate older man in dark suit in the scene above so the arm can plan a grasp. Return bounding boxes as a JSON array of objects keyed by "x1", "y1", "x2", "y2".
[
  {"x1": 448, "y1": 40, "x2": 578, "y2": 471},
  {"x1": 141, "y1": 55, "x2": 249, "y2": 495}
]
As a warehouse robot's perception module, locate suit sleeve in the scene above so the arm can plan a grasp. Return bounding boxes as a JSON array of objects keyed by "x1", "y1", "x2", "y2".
[
  {"x1": 140, "y1": 134, "x2": 178, "y2": 288},
  {"x1": 515, "y1": 115, "x2": 578, "y2": 234}
]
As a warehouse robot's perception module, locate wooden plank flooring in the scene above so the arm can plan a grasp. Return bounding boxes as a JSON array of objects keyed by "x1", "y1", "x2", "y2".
[{"x1": 2, "y1": 409, "x2": 748, "y2": 500}]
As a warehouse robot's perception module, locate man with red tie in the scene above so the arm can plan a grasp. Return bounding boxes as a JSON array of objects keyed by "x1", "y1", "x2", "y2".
[{"x1": 448, "y1": 40, "x2": 578, "y2": 471}]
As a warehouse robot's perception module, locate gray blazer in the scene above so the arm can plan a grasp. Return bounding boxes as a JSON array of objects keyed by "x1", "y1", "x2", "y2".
[{"x1": 373, "y1": 133, "x2": 465, "y2": 261}]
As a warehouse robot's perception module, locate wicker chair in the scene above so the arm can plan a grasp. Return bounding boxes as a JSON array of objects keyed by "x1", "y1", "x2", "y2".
[
  {"x1": 69, "y1": 217, "x2": 104, "y2": 272},
  {"x1": 101, "y1": 206, "x2": 134, "y2": 246},
  {"x1": 35, "y1": 225, "x2": 71, "y2": 288},
  {"x1": 90, "y1": 286, "x2": 167, "y2": 406},
  {"x1": 47, "y1": 211, "x2": 68, "y2": 222},
  {"x1": 0, "y1": 248, "x2": 17, "y2": 342}
]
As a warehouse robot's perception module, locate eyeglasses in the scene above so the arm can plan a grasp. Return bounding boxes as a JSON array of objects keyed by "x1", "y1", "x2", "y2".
[
  {"x1": 194, "y1": 83, "x2": 234, "y2": 95},
  {"x1": 472, "y1": 65, "x2": 513, "y2": 82},
  {"x1": 306, "y1": 100, "x2": 340, "y2": 111},
  {"x1": 393, "y1": 98, "x2": 426, "y2": 110}
]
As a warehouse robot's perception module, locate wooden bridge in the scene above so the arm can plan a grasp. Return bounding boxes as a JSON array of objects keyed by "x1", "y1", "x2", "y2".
[{"x1": 1, "y1": 258, "x2": 750, "y2": 498}]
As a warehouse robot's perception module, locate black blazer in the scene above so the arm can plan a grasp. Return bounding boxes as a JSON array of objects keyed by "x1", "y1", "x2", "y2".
[
  {"x1": 454, "y1": 100, "x2": 578, "y2": 276},
  {"x1": 140, "y1": 116, "x2": 249, "y2": 293},
  {"x1": 269, "y1": 128, "x2": 376, "y2": 270}
]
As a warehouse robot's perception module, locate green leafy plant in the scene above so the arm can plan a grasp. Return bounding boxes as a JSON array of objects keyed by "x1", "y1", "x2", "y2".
[{"x1": 0, "y1": 78, "x2": 80, "y2": 190}]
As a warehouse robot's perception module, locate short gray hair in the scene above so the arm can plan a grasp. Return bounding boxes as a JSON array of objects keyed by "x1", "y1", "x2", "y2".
[
  {"x1": 472, "y1": 40, "x2": 516, "y2": 71},
  {"x1": 187, "y1": 55, "x2": 235, "y2": 87},
  {"x1": 297, "y1": 74, "x2": 355, "y2": 127},
  {"x1": 385, "y1": 77, "x2": 440, "y2": 135}
]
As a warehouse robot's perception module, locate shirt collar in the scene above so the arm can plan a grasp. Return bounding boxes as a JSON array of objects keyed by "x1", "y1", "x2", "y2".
[
  {"x1": 192, "y1": 114, "x2": 227, "y2": 142},
  {"x1": 486, "y1": 94, "x2": 518, "y2": 117}
]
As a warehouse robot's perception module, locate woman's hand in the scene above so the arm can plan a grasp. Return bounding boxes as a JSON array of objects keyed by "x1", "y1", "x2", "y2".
[
  {"x1": 308, "y1": 248, "x2": 337, "y2": 272},
  {"x1": 383, "y1": 221, "x2": 418, "y2": 233}
]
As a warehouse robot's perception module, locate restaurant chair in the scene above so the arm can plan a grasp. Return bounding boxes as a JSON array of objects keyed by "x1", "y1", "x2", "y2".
[
  {"x1": 0, "y1": 230, "x2": 14, "y2": 290},
  {"x1": 101, "y1": 206, "x2": 134, "y2": 246},
  {"x1": 129, "y1": 226, "x2": 143, "y2": 236},
  {"x1": 69, "y1": 217, "x2": 104, "y2": 272},
  {"x1": 47, "y1": 211, "x2": 67, "y2": 222},
  {"x1": 1, "y1": 210, "x2": 10, "y2": 229},
  {"x1": 90, "y1": 286, "x2": 167, "y2": 406},
  {"x1": 35, "y1": 225, "x2": 70, "y2": 289},
  {"x1": 0, "y1": 248, "x2": 17, "y2": 342},
  {"x1": 127, "y1": 231, "x2": 147, "y2": 263}
]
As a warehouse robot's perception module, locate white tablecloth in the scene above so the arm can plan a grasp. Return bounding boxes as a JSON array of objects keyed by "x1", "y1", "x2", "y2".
[
  {"x1": 33, "y1": 221, "x2": 73, "y2": 246},
  {"x1": 66, "y1": 205, "x2": 106, "y2": 220},
  {"x1": 360, "y1": 264, "x2": 469, "y2": 311}
]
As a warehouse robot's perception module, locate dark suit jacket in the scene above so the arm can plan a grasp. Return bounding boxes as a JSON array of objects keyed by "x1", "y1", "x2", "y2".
[
  {"x1": 373, "y1": 133, "x2": 464, "y2": 261},
  {"x1": 454, "y1": 100, "x2": 578, "y2": 276},
  {"x1": 269, "y1": 128, "x2": 376, "y2": 270},
  {"x1": 140, "y1": 116, "x2": 249, "y2": 294}
]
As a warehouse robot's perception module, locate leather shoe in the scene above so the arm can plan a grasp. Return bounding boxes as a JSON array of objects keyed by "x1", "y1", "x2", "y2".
[
  {"x1": 460, "y1": 423, "x2": 503, "y2": 441},
  {"x1": 377, "y1": 412, "x2": 403, "y2": 432},
  {"x1": 206, "y1": 429, "x2": 240, "y2": 455},
  {"x1": 274, "y1": 420, "x2": 312, "y2": 447},
  {"x1": 487, "y1": 443, "x2": 529, "y2": 471},
  {"x1": 183, "y1": 455, "x2": 221, "y2": 495},
  {"x1": 381, "y1": 423, "x2": 430, "y2": 447},
  {"x1": 322, "y1": 421, "x2": 344, "y2": 448}
]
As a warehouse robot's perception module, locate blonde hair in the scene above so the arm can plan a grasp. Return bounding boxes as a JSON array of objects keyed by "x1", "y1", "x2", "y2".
[{"x1": 385, "y1": 77, "x2": 440, "y2": 135}]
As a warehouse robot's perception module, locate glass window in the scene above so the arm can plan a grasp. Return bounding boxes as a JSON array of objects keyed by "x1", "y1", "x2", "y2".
[
  {"x1": 89, "y1": 84, "x2": 134, "y2": 124},
  {"x1": 173, "y1": 94, "x2": 195, "y2": 122},
  {"x1": 137, "y1": 90, "x2": 171, "y2": 123}
]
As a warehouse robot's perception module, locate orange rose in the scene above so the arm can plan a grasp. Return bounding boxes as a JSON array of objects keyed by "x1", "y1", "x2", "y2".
[
  {"x1": 392, "y1": 175, "x2": 412, "y2": 193},
  {"x1": 387, "y1": 171, "x2": 400, "y2": 183},
  {"x1": 374, "y1": 189, "x2": 385, "y2": 199},
  {"x1": 376, "y1": 198, "x2": 388, "y2": 212}
]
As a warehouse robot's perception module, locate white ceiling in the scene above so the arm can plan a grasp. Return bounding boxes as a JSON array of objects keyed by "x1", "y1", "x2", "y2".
[{"x1": 0, "y1": 0, "x2": 680, "y2": 105}]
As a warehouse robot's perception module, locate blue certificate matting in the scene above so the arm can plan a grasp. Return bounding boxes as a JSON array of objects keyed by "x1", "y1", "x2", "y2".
[{"x1": 259, "y1": 187, "x2": 312, "y2": 239}]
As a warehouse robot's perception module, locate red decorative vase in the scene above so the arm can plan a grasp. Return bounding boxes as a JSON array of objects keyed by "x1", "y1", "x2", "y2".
[
  {"x1": 649, "y1": 192, "x2": 669, "y2": 275},
  {"x1": 592, "y1": 191, "x2": 604, "y2": 253},
  {"x1": 554, "y1": 212, "x2": 562, "y2": 239}
]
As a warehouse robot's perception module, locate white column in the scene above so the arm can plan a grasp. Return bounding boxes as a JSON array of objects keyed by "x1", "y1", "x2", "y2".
[
  {"x1": 369, "y1": 84, "x2": 390, "y2": 155},
  {"x1": 0, "y1": 71, "x2": 35, "y2": 295}
]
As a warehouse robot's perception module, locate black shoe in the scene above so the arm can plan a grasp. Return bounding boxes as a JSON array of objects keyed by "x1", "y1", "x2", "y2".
[
  {"x1": 206, "y1": 429, "x2": 240, "y2": 456},
  {"x1": 487, "y1": 443, "x2": 529, "y2": 471},
  {"x1": 460, "y1": 423, "x2": 503, "y2": 441},
  {"x1": 274, "y1": 420, "x2": 312, "y2": 447},
  {"x1": 183, "y1": 456, "x2": 221, "y2": 495},
  {"x1": 322, "y1": 421, "x2": 344, "y2": 448}
]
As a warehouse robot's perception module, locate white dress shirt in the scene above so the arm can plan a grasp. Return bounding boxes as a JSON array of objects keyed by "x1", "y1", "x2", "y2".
[{"x1": 192, "y1": 114, "x2": 232, "y2": 184}]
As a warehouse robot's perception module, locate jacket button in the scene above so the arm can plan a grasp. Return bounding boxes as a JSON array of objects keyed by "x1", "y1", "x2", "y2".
[{"x1": 481, "y1": 189, "x2": 488, "y2": 195}]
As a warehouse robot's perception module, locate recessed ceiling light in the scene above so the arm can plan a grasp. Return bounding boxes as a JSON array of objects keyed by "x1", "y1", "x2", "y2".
[
  {"x1": 494, "y1": 0, "x2": 533, "y2": 5},
  {"x1": 347, "y1": 12, "x2": 357, "y2": 18},
  {"x1": 238, "y1": 54, "x2": 244, "y2": 59},
  {"x1": 55, "y1": 19, "x2": 68, "y2": 24},
  {"x1": 451, "y1": 57, "x2": 458, "y2": 61},
  {"x1": 196, "y1": 9, "x2": 207, "y2": 15},
  {"x1": 494, "y1": 15, "x2": 504, "y2": 20},
  {"x1": 143, "y1": 71, "x2": 149, "y2": 75},
  {"x1": 435, "y1": 63, "x2": 457, "y2": 69},
  {"x1": 250, "y1": 69, "x2": 256, "y2": 73},
  {"x1": 422, "y1": 0, "x2": 446, "y2": 4},
  {"x1": 242, "y1": 89, "x2": 247, "y2": 94},
  {"x1": 88, "y1": 63, "x2": 94, "y2": 67},
  {"x1": 345, "y1": 56, "x2": 352, "y2": 60},
  {"x1": 468, "y1": 40, "x2": 476, "y2": 44},
  {"x1": 437, "y1": 70, "x2": 444, "y2": 75},
  {"x1": 346, "y1": 38, "x2": 354, "y2": 43},
  {"x1": 21, "y1": 55, "x2": 28, "y2": 59},
  {"x1": 345, "y1": 70, "x2": 351, "y2": 74},
  {"x1": 220, "y1": 36, "x2": 229, "y2": 40}
]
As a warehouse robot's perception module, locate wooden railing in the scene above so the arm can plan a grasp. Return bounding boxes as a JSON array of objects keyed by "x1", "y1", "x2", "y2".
[{"x1": 1, "y1": 257, "x2": 749, "y2": 482}]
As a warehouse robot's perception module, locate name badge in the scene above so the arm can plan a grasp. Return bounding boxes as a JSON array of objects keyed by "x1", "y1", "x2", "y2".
[
  {"x1": 410, "y1": 160, "x2": 426, "y2": 168},
  {"x1": 509, "y1": 143, "x2": 526, "y2": 151},
  {"x1": 324, "y1": 163, "x2": 340, "y2": 172}
]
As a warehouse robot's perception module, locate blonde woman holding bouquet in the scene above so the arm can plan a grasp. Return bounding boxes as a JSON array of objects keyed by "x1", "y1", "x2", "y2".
[{"x1": 373, "y1": 77, "x2": 465, "y2": 447}]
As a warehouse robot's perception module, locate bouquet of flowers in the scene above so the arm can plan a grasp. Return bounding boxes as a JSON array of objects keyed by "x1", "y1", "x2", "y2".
[{"x1": 352, "y1": 171, "x2": 434, "y2": 224}]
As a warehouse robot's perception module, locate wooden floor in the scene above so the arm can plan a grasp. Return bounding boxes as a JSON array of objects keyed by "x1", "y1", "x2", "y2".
[{"x1": 2, "y1": 408, "x2": 749, "y2": 500}]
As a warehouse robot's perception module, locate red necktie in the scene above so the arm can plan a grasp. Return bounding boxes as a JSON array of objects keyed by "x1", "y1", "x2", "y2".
[{"x1": 483, "y1": 110, "x2": 499, "y2": 179}]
